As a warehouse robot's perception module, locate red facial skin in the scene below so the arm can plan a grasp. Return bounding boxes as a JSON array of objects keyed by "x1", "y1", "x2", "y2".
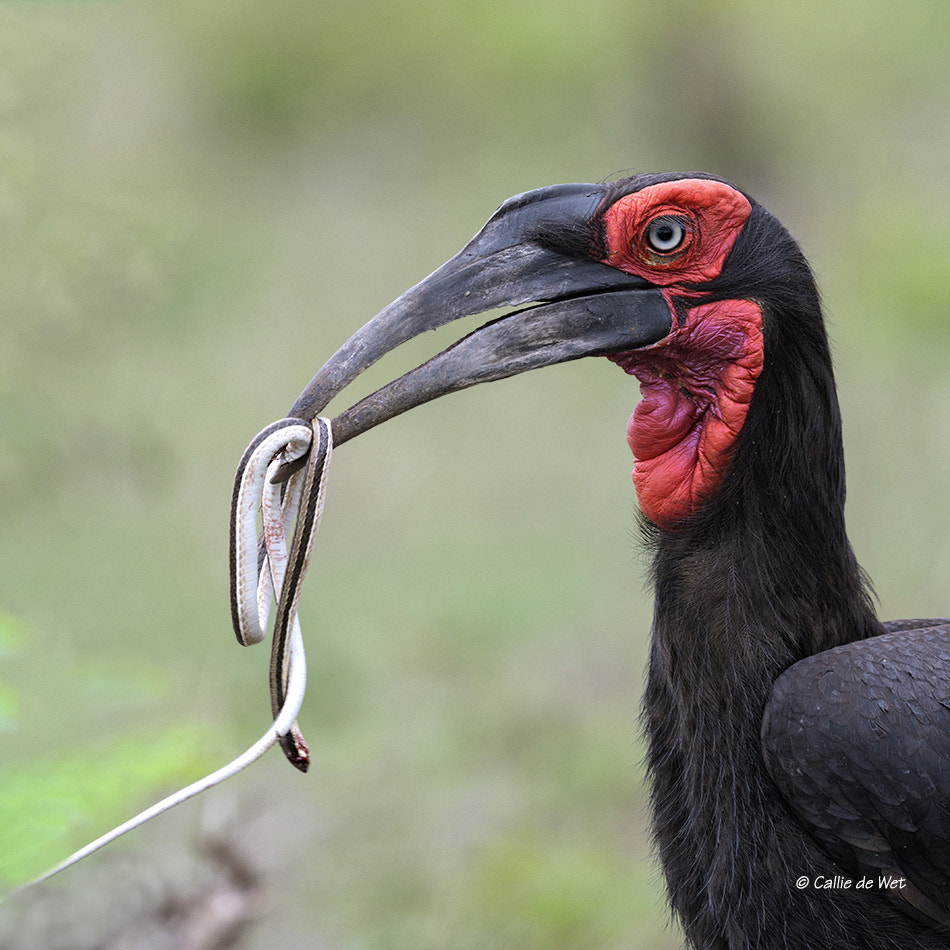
[{"x1": 600, "y1": 179, "x2": 764, "y2": 528}]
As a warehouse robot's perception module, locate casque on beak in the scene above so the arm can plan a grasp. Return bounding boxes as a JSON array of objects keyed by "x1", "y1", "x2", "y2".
[{"x1": 288, "y1": 182, "x2": 674, "y2": 447}]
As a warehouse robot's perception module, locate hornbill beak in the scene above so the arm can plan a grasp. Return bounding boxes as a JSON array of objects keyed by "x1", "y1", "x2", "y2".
[{"x1": 289, "y1": 183, "x2": 674, "y2": 446}]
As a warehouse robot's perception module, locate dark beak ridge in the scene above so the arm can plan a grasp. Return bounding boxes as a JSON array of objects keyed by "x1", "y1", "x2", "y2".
[{"x1": 285, "y1": 182, "x2": 673, "y2": 447}]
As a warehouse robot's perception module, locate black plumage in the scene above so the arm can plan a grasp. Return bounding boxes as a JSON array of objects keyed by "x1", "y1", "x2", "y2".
[
  {"x1": 633, "y1": 175, "x2": 950, "y2": 948},
  {"x1": 764, "y1": 622, "x2": 950, "y2": 930}
]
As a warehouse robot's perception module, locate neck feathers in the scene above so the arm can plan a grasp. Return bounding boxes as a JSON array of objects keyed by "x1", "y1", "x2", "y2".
[{"x1": 641, "y1": 215, "x2": 882, "y2": 945}]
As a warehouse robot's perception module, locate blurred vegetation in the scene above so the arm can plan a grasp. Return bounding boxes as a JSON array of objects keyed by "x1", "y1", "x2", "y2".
[{"x1": 0, "y1": 1, "x2": 949, "y2": 947}]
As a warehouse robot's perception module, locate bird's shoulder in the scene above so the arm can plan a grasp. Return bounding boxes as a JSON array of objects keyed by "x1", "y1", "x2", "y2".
[{"x1": 761, "y1": 620, "x2": 950, "y2": 930}]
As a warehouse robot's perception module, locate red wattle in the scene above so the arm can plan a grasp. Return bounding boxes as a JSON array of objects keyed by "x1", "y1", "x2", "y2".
[{"x1": 610, "y1": 298, "x2": 764, "y2": 528}]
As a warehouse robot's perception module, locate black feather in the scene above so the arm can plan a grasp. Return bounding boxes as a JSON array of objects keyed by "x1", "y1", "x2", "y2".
[{"x1": 607, "y1": 176, "x2": 950, "y2": 948}]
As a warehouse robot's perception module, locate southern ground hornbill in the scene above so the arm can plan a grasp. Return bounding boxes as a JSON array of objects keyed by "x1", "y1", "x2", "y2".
[{"x1": 281, "y1": 173, "x2": 950, "y2": 948}]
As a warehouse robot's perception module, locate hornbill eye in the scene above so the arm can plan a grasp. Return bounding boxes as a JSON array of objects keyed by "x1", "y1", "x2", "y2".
[{"x1": 644, "y1": 215, "x2": 689, "y2": 254}]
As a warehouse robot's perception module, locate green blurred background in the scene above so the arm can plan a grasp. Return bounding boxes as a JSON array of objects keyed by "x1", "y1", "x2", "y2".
[{"x1": 1, "y1": 1, "x2": 949, "y2": 947}]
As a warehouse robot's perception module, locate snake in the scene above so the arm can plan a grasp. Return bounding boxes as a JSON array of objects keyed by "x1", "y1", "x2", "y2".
[
  {"x1": 229, "y1": 415, "x2": 333, "y2": 770},
  {"x1": 14, "y1": 416, "x2": 333, "y2": 891}
]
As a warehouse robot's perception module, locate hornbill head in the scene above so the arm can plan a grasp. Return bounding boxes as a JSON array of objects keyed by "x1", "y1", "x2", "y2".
[{"x1": 290, "y1": 172, "x2": 816, "y2": 528}]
